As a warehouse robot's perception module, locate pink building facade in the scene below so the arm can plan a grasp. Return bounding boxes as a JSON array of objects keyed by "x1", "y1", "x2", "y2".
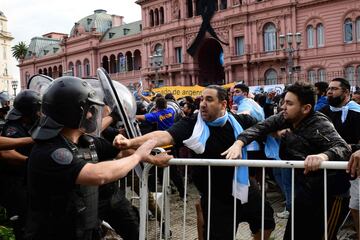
[{"x1": 19, "y1": 0, "x2": 360, "y2": 90}]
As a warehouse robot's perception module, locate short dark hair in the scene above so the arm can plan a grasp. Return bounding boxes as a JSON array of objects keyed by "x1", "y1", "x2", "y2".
[
  {"x1": 234, "y1": 83, "x2": 249, "y2": 94},
  {"x1": 354, "y1": 90, "x2": 360, "y2": 95},
  {"x1": 165, "y1": 93, "x2": 176, "y2": 101},
  {"x1": 184, "y1": 96, "x2": 194, "y2": 104},
  {"x1": 331, "y1": 78, "x2": 350, "y2": 91},
  {"x1": 314, "y1": 81, "x2": 329, "y2": 95},
  {"x1": 286, "y1": 82, "x2": 316, "y2": 110},
  {"x1": 205, "y1": 85, "x2": 229, "y2": 103},
  {"x1": 155, "y1": 97, "x2": 167, "y2": 110},
  {"x1": 184, "y1": 103, "x2": 195, "y2": 113}
]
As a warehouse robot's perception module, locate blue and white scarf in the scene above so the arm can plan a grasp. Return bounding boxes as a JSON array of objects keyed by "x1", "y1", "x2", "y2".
[
  {"x1": 183, "y1": 112, "x2": 249, "y2": 204},
  {"x1": 329, "y1": 100, "x2": 360, "y2": 123}
]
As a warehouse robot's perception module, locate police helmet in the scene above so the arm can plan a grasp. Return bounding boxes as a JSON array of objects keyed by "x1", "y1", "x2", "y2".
[
  {"x1": 42, "y1": 76, "x2": 104, "y2": 129},
  {"x1": 0, "y1": 91, "x2": 10, "y2": 108},
  {"x1": 6, "y1": 90, "x2": 41, "y2": 121}
]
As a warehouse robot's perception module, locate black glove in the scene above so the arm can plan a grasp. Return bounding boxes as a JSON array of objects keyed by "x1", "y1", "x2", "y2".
[{"x1": 109, "y1": 108, "x2": 121, "y2": 122}]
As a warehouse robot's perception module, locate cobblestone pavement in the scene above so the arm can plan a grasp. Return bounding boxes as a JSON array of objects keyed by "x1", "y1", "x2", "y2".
[{"x1": 108, "y1": 181, "x2": 357, "y2": 240}]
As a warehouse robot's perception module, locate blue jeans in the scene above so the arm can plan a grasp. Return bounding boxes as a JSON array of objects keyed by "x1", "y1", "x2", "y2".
[{"x1": 272, "y1": 168, "x2": 292, "y2": 210}]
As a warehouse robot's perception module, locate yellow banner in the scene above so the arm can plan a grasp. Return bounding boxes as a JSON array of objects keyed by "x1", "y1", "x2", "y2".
[{"x1": 152, "y1": 85, "x2": 205, "y2": 99}]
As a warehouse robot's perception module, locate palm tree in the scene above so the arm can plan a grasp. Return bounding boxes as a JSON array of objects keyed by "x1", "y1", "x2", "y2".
[{"x1": 11, "y1": 41, "x2": 28, "y2": 61}]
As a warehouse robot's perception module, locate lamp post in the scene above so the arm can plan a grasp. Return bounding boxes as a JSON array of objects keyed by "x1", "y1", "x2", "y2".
[
  {"x1": 279, "y1": 32, "x2": 301, "y2": 84},
  {"x1": 11, "y1": 80, "x2": 18, "y2": 98},
  {"x1": 149, "y1": 53, "x2": 163, "y2": 88}
]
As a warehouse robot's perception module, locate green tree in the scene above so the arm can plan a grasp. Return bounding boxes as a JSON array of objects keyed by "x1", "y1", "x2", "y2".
[{"x1": 11, "y1": 41, "x2": 28, "y2": 61}]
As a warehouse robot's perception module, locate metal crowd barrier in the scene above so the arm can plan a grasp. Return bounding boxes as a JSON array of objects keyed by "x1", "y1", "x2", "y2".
[{"x1": 136, "y1": 159, "x2": 355, "y2": 240}]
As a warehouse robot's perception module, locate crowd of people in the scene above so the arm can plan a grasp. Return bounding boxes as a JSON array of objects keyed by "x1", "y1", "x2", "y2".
[{"x1": 0, "y1": 75, "x2": 360, "y2": 240}]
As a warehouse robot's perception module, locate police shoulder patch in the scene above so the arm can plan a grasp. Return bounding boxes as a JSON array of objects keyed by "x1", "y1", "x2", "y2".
[
  {"x1": 5, "y1": 127, "x2": 18, "y2": 137},
  {"x1": 51, "y1": 148, "x2": 73, "y2": 165}
]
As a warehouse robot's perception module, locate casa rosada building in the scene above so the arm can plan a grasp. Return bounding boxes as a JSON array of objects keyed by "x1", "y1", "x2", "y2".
[{"x1": 18, "y1": 0, "x2": 360, "y2": 90}]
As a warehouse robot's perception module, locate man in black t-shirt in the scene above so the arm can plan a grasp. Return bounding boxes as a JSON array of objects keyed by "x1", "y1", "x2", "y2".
[
  {"x1": 25, "y1": 77, "x2": 171, "y2": 240},
  {"x1": 114, "y1": 85, "x2": 275, "y2": 240}
]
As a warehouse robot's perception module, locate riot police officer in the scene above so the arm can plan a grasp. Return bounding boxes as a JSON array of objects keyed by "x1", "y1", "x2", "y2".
[
  {"x1": 0, "y1": 90, "x2": 40, "y2": 239},
  {"x1": 0, "y1": 91, "x2": 10, "y2": 132},
  {"x1": 25, "y1": 76, "x2": 171, "y2": 240}
]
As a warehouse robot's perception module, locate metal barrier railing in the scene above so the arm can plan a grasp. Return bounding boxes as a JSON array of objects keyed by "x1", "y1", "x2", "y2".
[{"x1": 138, "y1": 159, "x2": 354, "y2": 240}]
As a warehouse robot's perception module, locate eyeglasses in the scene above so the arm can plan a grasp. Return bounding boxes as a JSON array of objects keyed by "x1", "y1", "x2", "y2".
[{"x1": 326, "y1": 87, "x2": 343, "y2": 92}]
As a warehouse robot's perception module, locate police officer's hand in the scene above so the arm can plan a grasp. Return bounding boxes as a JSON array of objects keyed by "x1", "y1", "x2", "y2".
[
  {"x1": 113, "y1": 134, "x2": 131, "y2": 149},
  {"x1": 347, "y1": 150, "x2": 360, "y2": 178},
  {"x1": 304, "y1": 153, "x2": 328, "y2": 174},
  {"x1": 134, "y1": 139, "x2": 172, "y2": 167},
  {"x1": 221, "y1": 140, "x2": 244, "y2": 159}
]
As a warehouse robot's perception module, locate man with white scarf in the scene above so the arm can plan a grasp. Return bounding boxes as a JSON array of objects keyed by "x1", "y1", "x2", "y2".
[
  {"x1": 114, "y1": 85, "x2": 275, "y2": 240},
  {"x1": 320, "y1": 77, "x2": 360, "y2": 239}
]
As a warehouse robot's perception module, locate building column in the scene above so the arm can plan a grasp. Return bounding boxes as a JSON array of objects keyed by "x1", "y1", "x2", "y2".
[
  {"x1": 244, "y1": 63, "x2": 249, "y2": 84},
  {"x1": 181, "y1": 71, "x2": 186, "y2": 85},
  {"x1": 192, "y1": 0, "x2": 196, "y2": 17}
]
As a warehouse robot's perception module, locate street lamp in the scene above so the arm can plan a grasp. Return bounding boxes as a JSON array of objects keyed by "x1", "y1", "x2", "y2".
[
  {"x1": 11, "y1": 80, "x2": 18, "y2": 98},
  {"x1": 279, "y1": 32, "x2": 302, "y2": 84},
  {"x1": 149, "y1": 52, "x2": 163, "y2": 88}
]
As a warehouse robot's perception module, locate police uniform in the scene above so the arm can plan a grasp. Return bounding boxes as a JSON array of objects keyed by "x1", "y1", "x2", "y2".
[
  {"x1": 26, "y1": 134, "x2": 117, "y2": 239},
  {"x1": 26, "y1": 76, "x2": 140, "y2": 240}
]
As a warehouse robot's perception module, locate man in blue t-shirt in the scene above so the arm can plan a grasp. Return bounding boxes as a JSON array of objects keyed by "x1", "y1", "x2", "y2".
[{"x1": 136, "y1": 97, "x2": 175, "y2": 130}]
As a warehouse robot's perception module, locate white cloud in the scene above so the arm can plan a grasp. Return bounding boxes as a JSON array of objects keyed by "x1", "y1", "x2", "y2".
[{"x1": 2, "y1": 0, "x2": 141, "y2": 84}]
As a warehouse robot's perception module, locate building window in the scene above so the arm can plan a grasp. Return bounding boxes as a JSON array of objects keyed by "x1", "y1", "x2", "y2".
[
  {"x1": 307, "y1": 25, "x2": 314, "y2": 48},
  {"x1": 187, "y1": 0, "x2": 193, "y2": 17},
  {"x1": 345, "y1": 66, "x2": 355, "y2": 82},
  {"x1": 76, "y1": 61, "x2": 82, "y2": 77},
  {"x1": 68, "y1": 62, "x2": 74, "y2": 76},
  {"x1": 84, "y1": 59, "x2": 90, "y2": 77},
  {"x1": 344, "y1": 19, "x2": 353, "y2": 43},
  {"x1": 220, "y1": 0, "x2": 227, "y2": 10},
  {"x1": 149, "y1": 10, "x2": 154, "y2": 27},
  {"x1": 160, "y1": 7, "x2": 165, "y2": 24},
  {"x1": 356, "y1": 17, "x2": 360, "y2": 42},
  {"x1": 263, "y1": 23, "x2": 277, "y2": 52},
  {"x1": 175, "y1": 47, "x2": 182, "y2": 63},
  {"x1": 3, "y1": 46, "x2": 6, "y2": 60},
  {"x1": 264, "y1": 69, "x2": 278, "y2": 85},
  {"x1": 155, "y1": 9, "x2": 159, "y2": 26},
  {"x1": 235, "y1": 37, "x2": 244, "y2": 56},
  {"x1": 357, "y1": 66, "x2": 360, "y2": 83},
  {"x1": 318, "y1": 69, "x2": 326, "y2": 82},
  {"x1": 317, "y1": 24, "x2": 324, "y2": 47},
  {"x1": 308, "y1": 70, "x2": 316, "y2": 84}
]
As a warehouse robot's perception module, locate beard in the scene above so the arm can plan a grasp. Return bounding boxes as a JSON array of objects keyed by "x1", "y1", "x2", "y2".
[{"x1": 328, "y1": 95, "x2": 345, "y2": 107}]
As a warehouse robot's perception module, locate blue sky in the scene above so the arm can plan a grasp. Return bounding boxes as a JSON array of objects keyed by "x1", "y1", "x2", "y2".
[{"x1": 2, "y1": 0, "x2": 141, "y2": 83}]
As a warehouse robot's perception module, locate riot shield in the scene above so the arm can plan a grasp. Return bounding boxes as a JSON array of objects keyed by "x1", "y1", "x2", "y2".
[
  {"x1": 27, "y1": 74, "x2": 54, "y2": 96},
  {"x1": 96, "y1": 67, "x2": 142, "y2": 176}
]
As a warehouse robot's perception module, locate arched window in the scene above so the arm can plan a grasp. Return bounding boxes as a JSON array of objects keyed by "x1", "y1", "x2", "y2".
[
  {"x1": 68, "y1": 62, "x2": 74, "y2": 76},
  {"x1": 264, "y1": 69, "x2": 278, "y2": 85},
  {"x1": 307, "y1": 25, "x2": 314, "y2": 48},
  {"x1": 118, "y1": 53, "x2": 125, "y2": 72},
  {"x1": 149, "y1": 10, "x2": 154, "y2": 27},
  {"x1": 345, "y1": 66, "x2": 355, "y2": 82},
  {"x1": 102, "y1": 56, "x2": 109, "y2": 73},
  {"x1": 83, "y1": 59, "x2": 90, "y2": 77},
  {"x1": 344, "y1": 18, "x2": 353, "y2": 43},
  {"x1": 318, "y1": 69, "x2": 326, "y2": 82},
  {"x1": 356, "y1": 17, "x2": 360, "y2": 42},
  {"x1": 109, "y1": 54, "x2": 117, "y2": 73},
  {"x1": 160, "y1": 7, "x2": 164, "y2": 24},
  {"x1": 155, "y1": 9, "x2": 159, "y2": 26},
  {"x1": 48, "y1": 67, "x2": 53, "y2": 78},
  {"x1": 43, "y1": 68, "x2": 48, "y2": 76},
  {"x1": 125, "y1": 51, "x2": 133, "y2": 71},
  {"x1": 38, "y1": 69, "x2": 43, "y2": 74},
  {"x1": 76, "y1": 60, "x2": 82, "y2": 77},
  {"x1": 187, "y1": 0, "x2": 193, "y2": 18},
  {"x1": 308, "y1": 69, "x2": 316, "y2": 84},
  {"x1": 263, "y1": 23, "x2": 277, "y2": 52},
  {"x1": 59, "y1": 65, "x2": 63, "y2": 77},
  {"x1": 134, "y1": 50, "x2": 142, "y2": 70},
  {"x1": 317, "y1": 24, "x2": 324, "y2": 47}
]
